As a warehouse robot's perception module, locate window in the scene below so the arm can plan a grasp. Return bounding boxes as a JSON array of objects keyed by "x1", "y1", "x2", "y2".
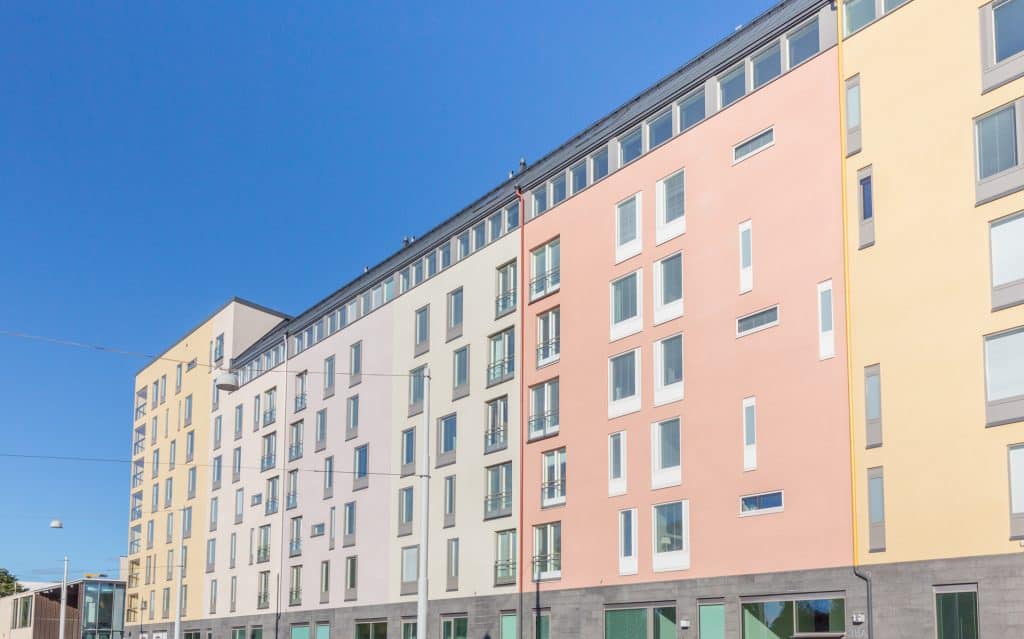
[
  {"x1": 184, "y1": 394, "x2": 193, "y2": 426},
  {"x1": 699, "y1": 603, "x2": 725, "y2": 639},
  {"x1": 489, "y1": 211, "x2": 504, "y2": 240},
  {"x1": 442, "y1": 617, "x2": 467, "y2": 639},
  {"x1": 533, "y1": 186, "x2": 548, "y2": 218},
  {"x1": 738, "y1": 220, "x2": 753, "y2": 292},
  {"x1": 846, "y1": 75, "x2": 862, "y2": 154},
  {"x1": 496, "y1": 260, "x2": 517, "y2": 317},
  {"x1": 606, "y1": 608, "x2": 675, "y2": 639},
  {"x1": 608, "y1": 432, "x2": 627, "y2": 496},
  {"x1": 935, "y1": 587, "x2": 978, "y2": 639},
  {"x1": 345, "y1": 556, "x2": 358, "y2": 601},
  {"x1": 234, "y1": 405, "x2": 243, "y2": 440},
  {"x1": 447, "y1": 288, "x2": 464, "y2": 340},
  {"x1": 353, "y1": 444, "x2": 369, "y2": 490},
  {"x1": 649, "y1": 111, "x2": 673, "y2": 149},
  {"x1": 844, "y1": 0, "x2": 876, "y2": 34},
  {"x1": 609, "y1": 349, "x2": 641, "y2": 418},
  {"x1": 655, "y1": 334, "x2": 684, "y2": 405},
  {"x1": 995, "y1": 0, "x2": 1024, "y2": 62},
  {"x1": 541, "y1": 448, "x2": 567, "y2": 507},
  {"x1": 620, "y1": 128, "x2": 642, "y2": 165},
  {"x1": 652, "y1": 500, "x2": 689, "y2": 571},
  {"x1": 719, "y1": 64, "x2": 746, "y2": 108},
  {"x1": 679, "y1": 90, "x2": 705, "y2": 131},
  {"x1": 610, "y1": 271, "x2": 642, "y2": 340},
  {"x1": 288, "y1": 565, "x2": 301, "y2": 604},
  {"x1": 324, "y1": 456, "x2": 334, "y2": 498},
  {"x1": 975, "y1": 101, "x2": 1024, "y2": 204},
  {"x1": 440, "y1": 242, "x2": 452, "y2": 269},
  {"x1": 175, "y1": 363, "x2": 183, "y2": 393},
  {"x1": 788, "y1": 19, "x2": 820, "y2": 68},
  {"x1": 641, "y1": 259, "x2": 676, "y2": 334},
  {"x1": 436, "y1": 411, "x2": 456, "y2": 466},
  {"x1": 570, "y1": 161, "x2": 587, "y2": 194},
  {"x1": 341, "y1": 397, "x2": 356, "y2": 440},
  {"x1": 656, "y1": 170, "x2": 685, "y2": 243},
  {"x1": 991, "y1": 212, "x2": 1024, "y2": 309},
  {"x1": 531, "y1": 238, "x2": 560, "y2": 300},
  {"x1": 232, "y1": 447, "x2": 241, "y2": 482},
  {"x1": 343, "y1": 501, "x2": 356, "y2": 546},
  {"x1": 443, "y1": 475, "x2": 456, "y2": 527},
  {"x1": 400, "y1": 546, "x2": 419, "y2": 595},
  {"x1": 529, "y1": 378, "x2": 559, "y2": 440},
  {"x1": 486, "y1": 396, "x2": 509, "y2": 452},
  {"x1": 742, "y1": 597, "x2": 845, "y2": 637},
  {"x1": 752, "y1": 43, "x2": 781, "y2": 88},
  {"x1": 457, "y1": 232, "x2": 470, "y2": 260},
  {"x1": 737, "y1": 306, "x2": 779, "y2": 337},
  {"x1": 817, "y1": 280, "x2": 835, "y2": 359},
  {"x1": 452, "y1": 347, "x2": 469, "y2": 399},
  {"x1": 212, "y1": 455, "x2": 223, "y2": 488},
  {"x1": 741, "y1": 491, "x2": 783, "y2": 516},
  {"x1": 537, "y1": 307, "x2": 560, "y2": 366},
  {"x1": 398, "y1": 486, "x2": 414, "y2": 536},
  {"x1": 234, "y1": 489, "x2": 244, "y2": 525},
  {"x1": 743, "y1": 397, "x2": 757, "y2": 471},
  {"x1": 414, "y1": 306, "x2": 429, "y2": 356},
  {"x1": 488, "y1": 328, "x2": 516, "y2": 385},
  {"x1": 1010, "y1": 445, "x2": 1024, "y2": 538},
  {"x1": 495, "y1": 529, "x2": 517, "y2": 586},
  {"x1": 734, "y1": 129, "x2": 774, "y2": 163},
  {"x1": 445, "y1": 539, "x2": 460, "y2": 591},
  {"x1": 186, "y1": 468, "x2": 196, "y2": 499},
  {"x1": 323, "y1": 356, "x2": 335, "y2": 397},
  {"x1": 349, "y1": 342, "x2": 362, "y2": 386},
  {"x1": 615, "y1": 194, "x2": 641, "y2": 262},
  {"x1": 485, "y1": 462, "x2": 513, "y2": 519},
  {"x1": 592, "y1": 147, "x2": 610, "y2": 181},
  {"x1": 983, "y1": 0, "x2": 1024, "y2": 91},
  {"x1": 533, "y1": 522, "x2": 561, "y2": 580},
  {"x1": 551, "y1": 173, "x2": 567, "y2": 206},
  {"x1": 288, "y1": 421, "x2": 303, "y2": 461},
  {"x1": 260, "y1": 433, "x2": 276, "y2": 471},
  {"x1": 985, "y1": 326, "x2": 1024, "y2": 426},
  {"x1": 409, "y1": 366, "x2": 426, "y2": 415},
  {"x1": 401, "y1": 428, "x2": 416, "y2": 476},
  {"x1": 858, "y1": 166, "x2": 875, "y2": 247},
  {"x1": 651, "y1": 417, "x2": 681, "y2": 488},
  {"x1": 868, "y1": 466, "x2": 886, "y2": 551},
  {"x1": 264, "y1": 388, "x2": 277, "y2": 425},
  {"x1": 618, "y1": 508, "x2": 638, "y2": 575}
]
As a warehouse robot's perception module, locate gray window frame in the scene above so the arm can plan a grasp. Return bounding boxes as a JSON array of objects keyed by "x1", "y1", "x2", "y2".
[
  {"x1": 846, "y1": 74, "x2": 862, "y2": 156},
  {"x1": 858, "y1": 165, "x2": 875, "y2": 248},
  {"x1": 437, "y1": 413, "x2": 457, "y2": 468},
  {"x1": 974, "y1": 99, "x2": 1024, "y2": 205},
  {"x1": 990, "y1": 211, "x2": 1024, "y2": 310},
  {"x1": 867, "y1": 466, "x2": 886, "y2": 552},
  {"x1": 401, "y1": 428, "x2": 416, "y2": 478},
  {"x1": 984, "y1": 325, "x2": 1024, "y2": 426},
  {"x1": 414, "y1": 305, "x2": 430, "y2": 357},
  {"x1": 1009, "y1": 445, "x2": 1024, "y2": 539},
  {"x1": 447, "y1": 287, "x2": 464, "y2": 342},
  {"x1": 452, "y1": 346, "x2": 470, "y2": 401},
  {"x1": 980, "y1": 0, "x2": 1024, "y2": 92},
  {"x1": 865, "y1": 364, "x2": 883, "y2": 448}
]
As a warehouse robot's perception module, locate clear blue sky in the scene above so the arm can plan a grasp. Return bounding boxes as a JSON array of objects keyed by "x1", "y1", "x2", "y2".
[{"x1": 0, "y1": 1, "x2": 776, "y2": 582}]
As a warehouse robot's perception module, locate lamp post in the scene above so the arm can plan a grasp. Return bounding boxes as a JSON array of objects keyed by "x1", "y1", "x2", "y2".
[{"x1": 49, "y1": 520, "x2": 68, "y2": 639}]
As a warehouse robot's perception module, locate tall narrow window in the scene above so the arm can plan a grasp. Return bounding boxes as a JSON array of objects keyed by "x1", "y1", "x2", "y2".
[
  {"x1": 699, "y1": 603, "x2": 726, "y2": 639},
  {"x1": 437, "y1": 414, "x2": 457, "y2": 466},
  {"x1": 349, "y1": 342, "x2": 362, "y2": 387},
  {"x1": 531, "y1": 239, "x2": 561, "y2": 300},
  {"x1": 867, "y1": 467, "x2": 885, "y2": 552},
  {"x1": 537, "y1": 307, "x2": 560, "y2": 366},
  {"x1": 610, "y1": 271, "x2": 642, "y2": 340},
  {"x1": 985, "y1": 327, "x2": 1024, "y2": 426},
  {"x1": 532, "y1": 185, "x2": 548, "y2": 218},
  {"x1": 608, "y1": 431, "x2": 627, "y2": 496},
  {"x1": 592, "y1": 147, "x2": 610, "y2": 182},
  {"x1": 400, "y1": 546, "x2": 418, "y2": 595},
  {"x1": 495, "y1": 530, "x2": 517, "y2": 587},
  {"x1": 651, "y1": 418, "x2": 681, "y2": 488},
  {"x1": 739, "y1": 221, "x2": 753, "y2": 293},
  {"x1": 446, "y1": 538, "x2": 460, "y2": 591},
  {"x1": 487, "y1": 328, "x2": 516, "y2": 385},
  {"x1": 540, "y1": 448, "x2": 567, "y2": 507},
  {"x1": 401, "y1": 428, "x2": 416, "y2": 477},
  {"x1": 408, "y1": 366, "x2": 426, "y2": 415},
  {"x1": 846, "y1": 75, "x2": 862, "y2": 155},
  {"x1": 620, "y1": 129, "x2": 643, "y2": 165},
  {"x1": 818, "y1": 280, "x2": 835, "y2": 359},
  {"x1": 447, "y1": 288, "x2": 464, "y2": 341},
  {"x1": 551, "y1": 174, "x2": 567, "y2": 207},
  {"x1": 1009, "y1": 445, "x2": 1024, "y2": 538},
  {"x1": 991, "y1": 212, "x2": 1024, "y2": 310},
  {"x1": 529, "y1": 379, "x2": 559, "y2": 440},
  {"x1": 618, "y1": 508, "x2": 638, "y2": 575},
  {"x1": 655, "y1": 252, "x2": 683, "y2": 324},
  {"x1": 742, "y1": 397, "x2": 757, "y2": 471},
  {"x1": 570, "y1": 161, "x2": 587, "y2": 195},
  {"x1": 654, "y1": 334, "x2": 684, "y2": 405},
  {"x1": 679, "y1": 89, "x2": 705, "y2": 131},
  {"x1": 398, "y1": 486, "x2": 414, "y2": 536},
  {"x1": 533, "y1": 522, "x2": 561, "y2": 580},
  {"x1": 719, "y1": 64, "x2": 746, "y2": 108},
  {"x1": 615, "y1": 194, "x2": 642, "y2": 262},
  {"x1": 414, "y1": 306, "x2": 430, "y2": 356},
  {"x1": 444, "y1": 475, "x2": 456, "y2": 527},
  {"x1": 652, "y1": 500, "x2": 689, "y2": 571},
  {"x1": 485, "y1": 462, "x2": 513, "y2": 519},
  {"x1": 496, "y1": 260, "x2": 517, "y2": 317},
  {"x1": 656, "y1": 170, "x2": 685, "y2": 243},
  {"x1": 935, "y1": 587, "x2": 979, "y2": 639},
  {"x1": 865, "y1": 364, "x2": 882, "y2": 447},
  {"x1": 323, "y1": 356, "x2": 336, "y2": 397},
  {"x1": 858, "y1": 166, "x2": 875, "y2": 248},
  {"x1": 609, "y1": 350, "x2": 641, "y2": 418},
  {"x1": 649, "y1": 111, "x2": 673, "y2": 149},
  {"x1": 752, "y1": 43, "x2": 781, "y2": 88}
]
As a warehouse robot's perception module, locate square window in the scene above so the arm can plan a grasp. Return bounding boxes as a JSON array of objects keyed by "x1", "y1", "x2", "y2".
[
  {"x1": 844, "y1": 0, "x2": 876, "y2": 35},
  {"x1": 985, "y1": 327, "x2": 1024, "y2": 426},
  {"x1": 991, "y1": 212, "x2": 1024, "y2": 309}
]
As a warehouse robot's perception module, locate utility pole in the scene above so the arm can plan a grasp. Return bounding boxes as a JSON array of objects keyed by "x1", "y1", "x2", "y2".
[
  {"x1": 174, "y1": 507, "x2": 184, "y2": 639},
  {"x1": 58, "y1": 555, "x2": 68, "y2": 639},
  {"x1": 415, "y1": 369, "x2": 431, "y2": 639}
]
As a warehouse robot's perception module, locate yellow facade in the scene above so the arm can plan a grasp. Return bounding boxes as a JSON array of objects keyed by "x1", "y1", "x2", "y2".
[
  {"x1": 840, "y1": 0, "x2": 1024, "y2": 565},
  {"x1": 127, "y1": 321, "x2": 213, "y2": 624}
]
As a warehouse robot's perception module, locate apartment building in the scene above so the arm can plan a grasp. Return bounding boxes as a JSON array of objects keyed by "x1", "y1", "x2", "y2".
[
  {"x1": 840, "y1": 0, "x2": 1024, "y2": 636},
  {"x1": 124, "y1": 1, "x2": 1024, "y2": 638},
  {"x1": 126, "y1": 299, "x2": 286, "y2": 639}
]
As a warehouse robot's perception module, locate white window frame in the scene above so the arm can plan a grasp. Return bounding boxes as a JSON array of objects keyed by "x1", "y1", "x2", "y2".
[
  {"x1": 608, "y1": 431, "x2": 627, "y2": 497},
  {"x1": 654, "y1": 333, "x2": 684, "y2": 406},
  {"x1": 743, "y1": 396, "x2": 757, "y2": 471},
  {"x1": 608, "y1": 348, "x2": 642, "y2": 419},
  {"x1": 818, "y1": 280, "x2": 836, "y2": 359},
  {"x1": 537, "y1": 307, "x2": 561, "y2": 367},
  {"x1": 615, "y1": 193, "x2": 643, "y2": 263},
  {"x1": 531, "y1": 239, "x2": 561, "y2": 301},
  {"x1": 609, "y1": 270, "x2": 643, "y2": 341},
  {"x1": 739, "y1": 220, "x2": 753, "y2": 293},
  {"x1": 656, "y1": 170, "x2": 685, "y2": 244},
  {"x1": 737, "y1": 305, "x2": 780, "y2": 338},
  {"x1": 651, "y1": 500, "x2": 690, "y2": 572},
  {"x1": 618, "y1": 508, "x2": 638, "y2": 576},
  {"x1": 732, "y1": 127, "x2": 776, "y2": 164},
  {"x1": 654, "y1": 252, "x2": 684, "y2": 324},
  {"x1": 650, "y1": 417, "x2": 682, "y2": 489},
  {"x1": 541, "y1": 448, "x2": 567, "y2": 508}
]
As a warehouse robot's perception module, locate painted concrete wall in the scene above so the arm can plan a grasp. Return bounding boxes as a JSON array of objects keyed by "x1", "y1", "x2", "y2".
[
  {"x1": 842, "y1": 0, "x2": 1024, "y2": 565},
  {"x1": 521, "y1": 45, "x2": 850, "y2": 590}
]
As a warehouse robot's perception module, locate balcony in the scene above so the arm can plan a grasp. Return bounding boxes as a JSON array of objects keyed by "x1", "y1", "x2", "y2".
[
  {"x1": 294, "y1": 394, "x2": 307, "y2": 412},
  {"x1": 260, "y1": 454, "x2": 276, "y2": 472},
  {"x1": 286, "y1": 492, "x2": 298, "y2": 510},
  {"x1": 495, "y1": 290, "x2": 517, "y2": 318},
  {"x1": 133, "y1": 440, "x2": 145, "y2": 456},
  {"x1": 263, "y1": 409, "x2": 276, "y2": 426},
  {"x1": 484, "y1": 423, "x2": 507, "y2": 454},
  {"x1": 289, "y1": 539, "x2": 302, "y2": 557},
  {"x1": 323, "y1": 383, "x2": 335, "y2": 400},
  {"x1": 128, "y1": 539, "x2": 141, "y2": 555},
  {"x1": 536, "y1": 339, "x2": 560, "y2": 367},
  {"x1": 264, "y1": 498, "x2": 279, "y2": 516},
  {"x1": 484, "y1": 492, "x2": 512, "y2": 519},
  {"x1": 530, "y1": 268, "x2": 560, "y2": 301},
  {"x1": 487, "y1": 357, "x2": 515, "y2": 386},
  {"x1": 135, "y1": 404, "x2": 147, "y2": 421},
  {"x1": 528, "y1": 411, "x2": 559, "y2": 441},
  {"x1": 289, "y1": 588, "x2": 301, "y2": 606},
  {"x1": 288, "y1": 442, "x2": 303, "y2": 461},
  {"x1": 541, "y1": 479, "x2": 566, "y2": 507},
  {"x1": 494, "y1": 560, "x2": 516, "y2": 587},
  {"x1": 532, "y1": 553, "x2": 561, "y2": 581},
  {"x1": 256, "y1": 545, "x2": 270, "y2": 563},
  {"x1": 130, "y1": 506, "x2": 142, "y2": 521},
  {"x1": 132, "y1": 472, "x2": 144, "y2": 489},
  {"x1": 257, "y1": 593, "x2": 269, "y2": 609},
  {"x1": 128, "y1": 573, "x2": 140, "y2": 588}
]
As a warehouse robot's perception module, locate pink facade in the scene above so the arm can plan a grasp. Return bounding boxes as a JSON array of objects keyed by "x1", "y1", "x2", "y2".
[{"x1": 520, "y1": 49, "x2": 850, "y2": 591}]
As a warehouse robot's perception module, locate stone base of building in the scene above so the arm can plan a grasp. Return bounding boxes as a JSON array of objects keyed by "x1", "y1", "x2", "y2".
[{"x1": 124, "y1": 553, "x2": 1024, "y2": 639}]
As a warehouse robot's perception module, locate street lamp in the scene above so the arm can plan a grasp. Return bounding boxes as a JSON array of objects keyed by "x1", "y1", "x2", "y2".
[{"x1": 49, "y1": 519, "x2": 69, "y2": 639}]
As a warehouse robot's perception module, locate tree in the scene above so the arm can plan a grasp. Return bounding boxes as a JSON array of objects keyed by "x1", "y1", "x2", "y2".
[{"x1": 0, "y1": 568, "x2": 25, "y2": 597}]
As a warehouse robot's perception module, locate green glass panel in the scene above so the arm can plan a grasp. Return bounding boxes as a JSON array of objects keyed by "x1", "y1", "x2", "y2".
[
  {"x1": 315, "y1": 623, "x2": 330, "y2": 639},
  {"x1": 536, "y1": 614, "x2": 550, "y2": 639},
  {"x1": 402, "y1": 622, "x2": 417, "y2": 639},
  {"x1": 742, "y1": 602, "x2": 794, "y2": 639},
  {"x1": 500, "y1": 614, "x2": 517, "y2": 639},
  {"x1": 797, "y1": 599, "x2": 845, "y2": 633},
  {"x1": 653, "y1": 607, "x2": 676, "y2": 639},
  {"x1": 605, "y1": 609, "x2": 647, "y2": 639},
  {"x1": 699, "y1": 604, "x2": 726, "y2": 639},
  {"x1": 290, "y1": 625, "x2": 310, "y2": 639},
  {"x1": 355, "y1": 624, "x2": 371, "y2": 639},
  {"x1": 936, "y1": 592, "x2": 978, "y2": 639}
]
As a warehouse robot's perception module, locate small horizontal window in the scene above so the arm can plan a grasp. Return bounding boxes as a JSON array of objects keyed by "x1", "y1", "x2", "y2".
[
  {"x1": 734, "y1": 129, "x2": 775, "y2": 163},
  {"x1": 737, "y1": 306, "x2": 779, "y2": 337},
  {"x1": 740, "y1": 491, "x2": 783, "y2": 515}
]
